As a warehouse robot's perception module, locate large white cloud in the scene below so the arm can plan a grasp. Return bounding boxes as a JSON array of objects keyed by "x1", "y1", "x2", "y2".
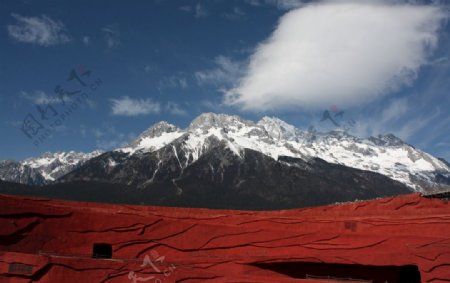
[{"x1": 225, "y1": 1, "x2": 448, "y2": 111}]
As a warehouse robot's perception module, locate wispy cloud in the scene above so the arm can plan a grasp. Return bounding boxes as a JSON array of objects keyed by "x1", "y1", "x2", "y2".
[
  {"x1": 437, "y1": 142, "x2": 450, "y2": 148},
  {"x1": 82, "y1": 36, "x2": 90, "y2": 46},
  {"x1": 158, "y1": 75, "x2": 188, "y2": 90},
  {"x1": 178, "y1": 2, "x2": 208, "y2": 18},
  {"x1": 166, "y1": 102, "x2": 188, "y2": 116},
  {"x1": 411, "y1": 112, "x2": 449, "y2": 149},
  {"x1": 102, "y1": 24, "x2": 120, "y2": 48},
  {"x1": 4, "y1": 120, "x2": 22, "y2": 128},
  {"x1": 178, "y1": 3, "x2": 207, "y2": 18},
  {"x1": 79, "y1": 124, "x2": 87, "y2": 137},
  {"x1": 144, "y1": 64, "x2": 158, "y2": 73},
  {"x1": 395, "y1": 109, "x2": 441, "y2": 140},
  {"x1": 21, "y1": 90, "x2": 61, "y2": 105},
  {"x1": 109, "y1": 96, "x2": 161, "y2": 116},
  {"x1": 179, "y1": 5, "x2": 192, "y2": 12},
  {"x1": 245, "y1": 0, "x2": 303, "y2": 10},
  {"x1": 7, "y1": 14, "x2": 71, "y2": 46},
  {"x1": 94, "y1": 124, "x2": 136, "y2": 150},
  {"x1": 350, "y1": 97, "x2": 445, "y2": 143},
  {"x1": 378, "y1": 98, "x2": 409, "y2": 126},
  {"x1": 226, "y1": 1, "x2": 448, "y2": 111},
  {"x1": 20, "y1": 90, "x2": 96, "y2": 109},
  {"x1": 195, "y1": 55, "x2": 244, "y2": 87},
  {"x1": 224, "y1": 7, "x2": 246, "y2": 21},
  {"x1": 195, "y1": 3, "x2": 207, "y2": 18},
  {"x1": 349, "y1": 98, "x2": 409, "y2": 138}
]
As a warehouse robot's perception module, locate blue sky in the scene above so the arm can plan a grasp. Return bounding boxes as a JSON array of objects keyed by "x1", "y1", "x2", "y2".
[{"x1": 0, "y1": 0, "x2": 449, "y2": 161}]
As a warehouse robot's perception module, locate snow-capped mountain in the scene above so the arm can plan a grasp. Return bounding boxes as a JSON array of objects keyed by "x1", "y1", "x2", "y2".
[
  {"x1": 106, "y1": 113, "x2": 448, "y2": 194},
  {"x1": 58, "y1": 112, "x2": 410, "y2": 209},
  {"x1": 0, "y1": 150, "x2": 103, "y2": 185},
  {"x1": 121, "y1": 121, "x2": 184, "y2": 155},
  {"x1": 2, "y1": 113, "x2": 448, "y2": 196},
  {"x1": 6, "y1": 112, "x2": 447, "y2": 209}
]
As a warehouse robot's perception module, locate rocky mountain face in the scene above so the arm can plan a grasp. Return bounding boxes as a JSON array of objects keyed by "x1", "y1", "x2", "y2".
[
  {"x1": 47, "y1": 143, "x2": 409, "y2": 209},
  {"x1": 1, "y1": 113, "x2": 448, "y2": 209},
  {"x1": 0, "y1": 151, "x2": 103, "y2": 185},
  {"x1": 63, "y1": 113, "x2": 449, "y2": 193},
  {"x1": 44, "y1": 113, "x2": 430, "y2": 209}
]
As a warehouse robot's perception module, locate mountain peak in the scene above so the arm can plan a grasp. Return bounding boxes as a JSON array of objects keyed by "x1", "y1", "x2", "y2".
[
  {"x1": 122, "y1": 121, "x2": 184, "y2": 154},
  {"x1": 147, "y1": 121, "x2": 180, "y2": 135},
  {"x1": 369, "y1": 133, "x2": 405, "y2": 147},
  {"x1": 258, "y1": 116, "x2": 298, "y2": 140},
  {"x1": 188, "y1": 113, "x2": 252, "y2": 130},
  {"x1": 130, "y1": 121, "x2": 180, "y2": 146}
]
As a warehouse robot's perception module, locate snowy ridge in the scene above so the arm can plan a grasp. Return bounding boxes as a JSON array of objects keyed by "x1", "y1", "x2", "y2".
[
  {"x1": 116, "y1": 113, "x2": 449, "y2": 193},
  {"x1": 2, "y1": 113, "x2": 448, "y2": 193},
  {"x1": 0, "y1": 150, "x2": 103, "y2": 185},
  {"x1": 118, "y1": 121, "x2": 184, "y2": 155}
]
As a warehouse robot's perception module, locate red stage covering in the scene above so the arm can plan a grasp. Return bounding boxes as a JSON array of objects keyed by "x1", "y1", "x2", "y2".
[{"x1": 0, "y1": 193, "x2": 449, "y2": 282}]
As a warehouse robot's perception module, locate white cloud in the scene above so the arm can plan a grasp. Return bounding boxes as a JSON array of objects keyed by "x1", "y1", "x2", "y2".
[
  {"x1": 21, "y1": 90, "x2": 61, "y2": 105},
  {"x1": 94, "y1": 125, "x2": 136, "y2": 150},
  {"x1": 144, "y1": 64, "x2": 158, "y2": 73},
  {"x1": 225, "y1": 1, "x2": 448, "y2": 111},
  {"x1": 179, "y1": 5, "x2": 192, "y2": 12},
  {"x1": 166, "y1": 102, "x2": 188, "y2": 116},
  {"x1": 195, "y1": 3, "x2": 207, "y2": 18},
  {"x1": 4, "y1": 120, "x2": 22, "y2": 128},
  {"x1": 395, "y1": 109, "x2": 440, "y2": 140},
  {"x1": 158, "y1": 75, "x2": 188, "y2": 90},
  {"x1": 437, "y1": 142, "x2": 450, "y2": 148},
  {"x1": 79, "y1": 124, "x2": 87, "y2": 137},
  {"x1": 7, "y1": 14, "x2": 71, "y2": 46},
  {"x1": 224, "y1": 7, "x2": 246, "y2": 20},
  {"x1": 109, "y1": 96, "x2": 161, "y2": 116},
  {"x1": 82, "y1": 36, "x2": 90, "y2": 46},
  {"x1": 351, "y1": 98, "x2": 409, "y2": 138},
  {"x1": 350, "y1": 97, "x2": 444, "y2": 142},
  {"x1": 20, "y1": 90, "x2": 95, "y2": 108},
  {"x1": 379, "y1": 98, "x2": 409, "y2": 125},
  {"x1": 245, "y1": 0, "x2": 303, "y2": 10},
  {"x1": 195, "y1": 56, "x2": 244, "y2": 86},
  {"x1": 102, "y1": 24, "x2": 120, "y2": 48},
  {"x1": 179, "y1": 3, "x2": 207, "y2": 18}
]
